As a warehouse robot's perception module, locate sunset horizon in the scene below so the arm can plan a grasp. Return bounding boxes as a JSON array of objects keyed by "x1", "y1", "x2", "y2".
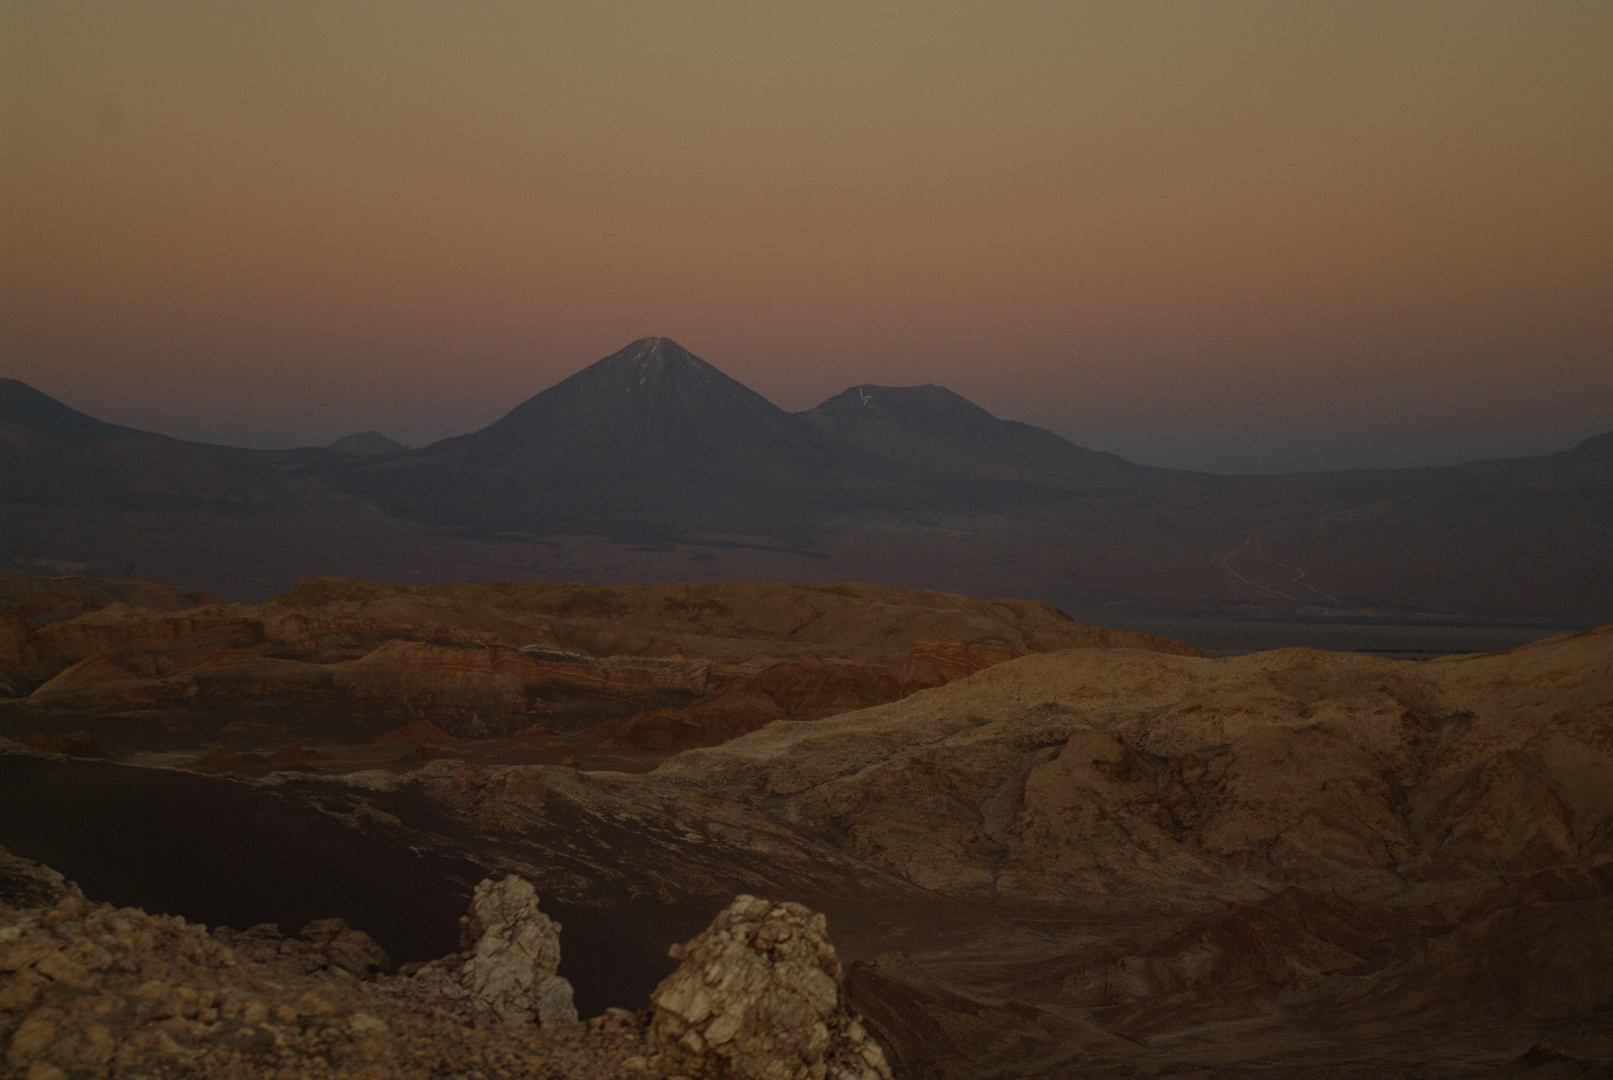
[{"x1": 6, "y1": 1, "x2": 1609, "y2": 473}]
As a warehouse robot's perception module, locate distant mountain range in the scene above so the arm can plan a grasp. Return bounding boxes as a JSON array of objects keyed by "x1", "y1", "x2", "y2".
[
  {"x1": 327, "y1": 337, "x2": 1191, "y2": 532},
  {"x1": 3, "y1": 340, "x2": 1610, "y2": 625}
]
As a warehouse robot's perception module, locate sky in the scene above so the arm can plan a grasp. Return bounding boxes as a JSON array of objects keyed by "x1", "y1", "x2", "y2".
[{"x1": 3, "y1": 1, "x2": 1611, "y2": 474}]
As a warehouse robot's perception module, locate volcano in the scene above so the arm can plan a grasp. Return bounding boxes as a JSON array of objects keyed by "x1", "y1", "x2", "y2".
[
  {"x1": 466, "y1": 337, "x2": 838, "y2": 479},
  {"x1": 336, "y1": 338, "x2": 912, "y2": 529},
  {"x1": 1, "y1": 379, "x2": 140, "y2": 444},
  {"x1": 799, "y1": 382, "x2": 1154, "y2": 487}
]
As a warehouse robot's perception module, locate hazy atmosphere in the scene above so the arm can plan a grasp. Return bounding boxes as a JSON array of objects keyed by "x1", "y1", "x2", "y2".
[
  {"x1": 7, "y1": 8, "x2": 1613, "y2": 1078},
  {"x1": 6, "y1": 1, "x2": 1610, "y2": 473}
]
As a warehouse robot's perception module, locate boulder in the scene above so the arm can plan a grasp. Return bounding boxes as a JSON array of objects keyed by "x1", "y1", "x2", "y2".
[{"x1": 649, "y1": 895, "x2": 891, "y2": 1080}]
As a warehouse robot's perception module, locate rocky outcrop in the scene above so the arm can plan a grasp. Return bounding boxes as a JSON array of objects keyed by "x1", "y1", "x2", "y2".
[
  {"x1": 25, "y1": 605, "x2": 264, "y2": 678},
  {"x1": 1, "y1": 851, "x2": 903, "y2": 1079},
  {"x1": 0, "y1": 859, "x2": 640, "y2": 1079},
  {"x1": 212, "y1": 918, "x2": 390, "y2": 979},
  {"x1": 0, "y1": 845, "x2": 81, "y2": 910},
  {"x1": 649, "y1": 895, "x2": 891, "y2": 1080},
  {"x1": 407, "y1": 876, "x2": 577, "y2": 1026}
]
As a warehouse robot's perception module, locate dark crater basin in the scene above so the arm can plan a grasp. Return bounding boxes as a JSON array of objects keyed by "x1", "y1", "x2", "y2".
[{"x1": 0, "y1": 752, "x2": 679, "y2": 1016}]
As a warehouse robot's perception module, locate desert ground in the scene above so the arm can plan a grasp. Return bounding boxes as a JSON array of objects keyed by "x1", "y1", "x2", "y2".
[{"x1": 3, "y1": 572, "x2": 1611, "y2": 1077}]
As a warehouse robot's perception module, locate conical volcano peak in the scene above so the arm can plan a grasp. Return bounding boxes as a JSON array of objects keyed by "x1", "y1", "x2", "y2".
[
  {"x1": 582, "y1": 337, "x2": 726, "y2": 392},
  {"x1": 454, "y1": 337, "x2": 846, "y2": 486},
  {"x1": 617, "y1": 336, "x2": 697, "y2": 367}
]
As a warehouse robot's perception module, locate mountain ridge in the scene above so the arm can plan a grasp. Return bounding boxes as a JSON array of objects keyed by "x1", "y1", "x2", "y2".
[
  {"x1": 799, "y1": 381, "x2": 1164, "y2": 487},
  {"x1": 4, "y1": 341, "x2": 1610, "y2": 622},
  {"x1": 1, "y1": 378, "x2": 141, "y2": 444}
]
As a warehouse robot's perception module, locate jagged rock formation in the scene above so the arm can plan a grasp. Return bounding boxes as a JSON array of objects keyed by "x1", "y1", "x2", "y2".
[
  {"x1": 8, "y1": 571, "x2": 1613, "y2": 1075},
  {"x1": 259, "y1": 621, "x2": 1610, "y2": 1077},
  {"x1": 0, "y1": 851, "x2": 896, "y2": 1079},
  {"x1": 0, "y1": 862, "x2": 633, "y2": 1078},
  {"x1": 649, "y1": 895, "x2": 890, "y2": 1080},
  {"x1": 408, "y1": 876, "x2": 577, "y2": 1026}
]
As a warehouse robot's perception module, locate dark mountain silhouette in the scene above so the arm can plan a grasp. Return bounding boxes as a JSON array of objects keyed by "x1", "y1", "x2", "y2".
[
  {"x1": 0, "y1": 381, "x2": 325, "y2": 510},
  {"x1": 333, "y1": 337, "x2": 923, "y2": 529},
  {"x1": 1564, "y1": 429, "x2": 1613, "y2": 462},
  {"x1": 326, "y1": 431, "x2": 410, "y2": 456},
  {"x1": 3, "y1": 344, "x2": 1610, "y2": 623},
  {"x1": 1, "y1": 379, "x2": 139, "y2": 444},
  {"x1": 463, "y1": 336, "x2": 844, "y2": 479},
  {"x1": 799, "y1": 382, "x2": 1160, "y2": 487}
]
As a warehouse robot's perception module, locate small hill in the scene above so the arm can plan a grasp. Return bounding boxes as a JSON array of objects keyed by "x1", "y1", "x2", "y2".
[{"x1": 326, "y1": 431, "x2": 410, "y2": 456}]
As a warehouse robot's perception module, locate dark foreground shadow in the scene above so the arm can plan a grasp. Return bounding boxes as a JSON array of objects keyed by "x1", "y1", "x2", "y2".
[{"x1": 0, "y1": 753, "x2": 680, "y2": 1015}]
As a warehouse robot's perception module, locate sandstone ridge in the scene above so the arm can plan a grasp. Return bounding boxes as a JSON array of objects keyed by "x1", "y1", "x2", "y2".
[{"x1": 1, "y1": 575, "x2": 1193, "y2": 751}]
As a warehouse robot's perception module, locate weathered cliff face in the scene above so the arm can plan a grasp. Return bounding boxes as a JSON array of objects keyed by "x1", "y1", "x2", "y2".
[{"x1": 1, "y1": 575, "x2": 1193, "y2": 741}]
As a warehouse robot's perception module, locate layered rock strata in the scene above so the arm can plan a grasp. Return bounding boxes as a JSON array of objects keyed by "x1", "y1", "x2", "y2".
[{"x1": 2, "y1": 575, "x2": 1193, "y2": 743}]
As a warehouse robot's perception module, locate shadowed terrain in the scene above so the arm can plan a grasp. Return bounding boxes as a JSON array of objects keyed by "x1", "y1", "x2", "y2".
[
  {"x1": 3, "y1": 590, "x2": 1610, "y2": 1075},
  {"x1": 4, "y1": 339, "x2": 1610, "y2": 637}
]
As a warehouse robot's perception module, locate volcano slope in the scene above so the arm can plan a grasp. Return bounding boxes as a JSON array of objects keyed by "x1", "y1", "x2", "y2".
[{"x1": 4, "y1": 616, "x2": 1611, "y2": 1076}]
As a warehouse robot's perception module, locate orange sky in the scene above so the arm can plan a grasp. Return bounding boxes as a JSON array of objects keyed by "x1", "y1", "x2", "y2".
[{"x1": 4, "y1": 1, "x2": 1611, "y2": 472}]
